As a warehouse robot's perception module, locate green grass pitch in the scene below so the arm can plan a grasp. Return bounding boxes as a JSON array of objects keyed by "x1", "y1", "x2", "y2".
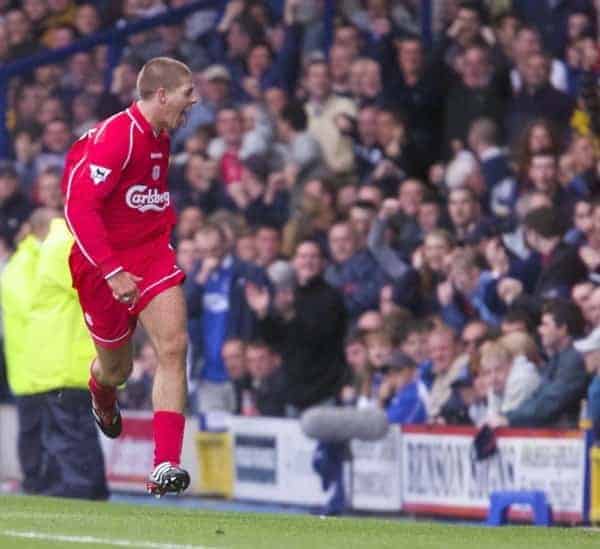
[{"x1": 1, "y1": 495, "x2": 599, "y2": 549}]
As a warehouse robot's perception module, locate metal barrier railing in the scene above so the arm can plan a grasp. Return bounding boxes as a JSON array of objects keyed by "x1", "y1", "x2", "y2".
[
  {"x1": 0, "y1": 0, "x2": 220, "y2": 158},
  {"x1": 0, "y1": 0, "x2": 435, "y2": 160}
]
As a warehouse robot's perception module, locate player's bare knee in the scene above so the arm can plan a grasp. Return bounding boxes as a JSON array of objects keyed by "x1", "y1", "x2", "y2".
[
  {"x1": 96, "y1": 358, "x2": 132, "y2": 386},
  {"x1": 95, "y1": 342, "x2": 133, "y2": 384},
  {"x1": 156, "y1": 333, "x2": 187, "y2": 368}
]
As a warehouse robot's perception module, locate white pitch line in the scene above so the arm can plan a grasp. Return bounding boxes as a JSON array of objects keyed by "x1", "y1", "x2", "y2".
[
  {"x1": 1, "y1": 511, "x2": 88, "y2": 520},
  {"x1": 0, "y1": 530, "x2": 219, "y2": 549}
]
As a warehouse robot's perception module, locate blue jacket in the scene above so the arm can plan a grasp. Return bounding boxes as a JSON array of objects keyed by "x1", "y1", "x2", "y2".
[
  {"x1": 386, "y1": 381, "x2": 427, "y2": 424},
  {"x1": 324, "y1": 250, "x2": 387, "y2": 321},
  {"x1": 440, "y1": 271, "x2": 502, "y2": 332},
  {"x1": 506, "y1": 346, "x2": 588, "y2": 428},
  {"x1": 418, "y1": 361, "x2": 435, "y2": 391},
  {"x1": 184, "y1": 256, "x2": 270, "y2": 378},
  {"x1": 588, "y1": 375, "x2": 600, "y2": 443},
  {"x1": 589, "y1": 375, "x2": 600, "y2": 422}
]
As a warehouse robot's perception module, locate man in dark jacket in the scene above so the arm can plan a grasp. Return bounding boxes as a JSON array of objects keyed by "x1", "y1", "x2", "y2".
[
  {"x1": 524, "y1": 206, "x2": 587, "y2": 299},
  {"x1": 382, "y1": 36, "x2": 444, "y2": 161},
  {"x1": 184, "y1": 223, "x2": 269, "y2": 412},
  {"x1": 0, "y1": 163, "x2": 33, "y2": 248},
  {"x1": 245, "y1": 239, "x2": 347, "y2": 415},
  {"x1": 498, "y1": 206, "x2": 587, "y2": 315},
  {"x1": 443, "y1": 45, "x2": 507, "y2": 157},
  {"x1": 507, "y1": 52, "x2": 574, "y2": 141},
  {"x1": 489, "y1": 299, "x2": 589, "y2": 428},
  {"x1": 222, "y1": 338, "x2": 252, "y2": 415},
  {"x1": 175, "y1": 153, "x2": 229, "y2": 214},
  {"x1": 246, "y1": 340, "x2": 287, "y2": 417}
]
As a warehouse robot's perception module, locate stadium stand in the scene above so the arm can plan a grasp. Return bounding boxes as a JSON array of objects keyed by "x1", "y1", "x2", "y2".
[{"x1": 0, "y1": 0, "x2": 599, "y2": 510}]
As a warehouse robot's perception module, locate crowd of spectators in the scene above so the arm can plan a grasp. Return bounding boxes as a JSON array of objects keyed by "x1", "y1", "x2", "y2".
[{"x1": 0, "y1": 0, "x2": 599, "y2": 435}]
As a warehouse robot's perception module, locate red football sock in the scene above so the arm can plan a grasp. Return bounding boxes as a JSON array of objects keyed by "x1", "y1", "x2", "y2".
[
  {"x1": 88, "y1": 367, "x2": 117, "y2": 410},
  {"x1": 153, "y1": 411, "x2": 185, "y2": 467}
]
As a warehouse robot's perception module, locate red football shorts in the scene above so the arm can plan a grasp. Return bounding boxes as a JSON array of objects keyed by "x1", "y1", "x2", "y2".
[{"x1": 69, "y1": 236, "x2": 185, "y2": 349}]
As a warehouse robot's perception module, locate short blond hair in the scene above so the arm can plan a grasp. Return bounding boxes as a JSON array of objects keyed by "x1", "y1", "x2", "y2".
[
  {"x1": 479, "y1": 340, "x2": 513, "y2": 369},
  {"x1": 136, "y1": 57, "x2": 191, "y2": 100},
  {"x1": 424, "y1": 228, "x2": 455, "y2": 249},
  {"x1": 500, "y1": 332, "x2": 540, "y2": 364}
]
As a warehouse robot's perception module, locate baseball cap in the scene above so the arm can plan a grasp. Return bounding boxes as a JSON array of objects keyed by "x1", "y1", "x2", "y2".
[
  {"x1": 574, "y1": 326, "x2": 600, "y2": 354},
  {"x1": 203, "y1": 65, "x2": 231, "y2": 82}
]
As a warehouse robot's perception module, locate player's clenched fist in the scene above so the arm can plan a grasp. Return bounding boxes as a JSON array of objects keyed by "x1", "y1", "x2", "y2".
[{"x1": 107, "y1": 271, "x2": 143, "y2": 305}]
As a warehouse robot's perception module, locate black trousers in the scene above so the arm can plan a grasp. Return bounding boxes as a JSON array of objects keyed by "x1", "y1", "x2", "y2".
[
  {"x1": 15, "y1": 394, "x2": 45, "y2": 494},
  {"x1": 17, "y1": 389, "x2": 109, "y2": 500}
]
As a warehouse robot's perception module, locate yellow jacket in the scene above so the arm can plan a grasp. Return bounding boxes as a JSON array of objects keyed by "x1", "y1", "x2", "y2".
[
  {"x1": 3, "y1": 218, "x2": 96, "y2": 394},
  {"x1": 1, "y1": 235, "x2": 41, "y2": 395},
  {"x1": 22, "y1": 218, "x2": 95, "y2": 392}
]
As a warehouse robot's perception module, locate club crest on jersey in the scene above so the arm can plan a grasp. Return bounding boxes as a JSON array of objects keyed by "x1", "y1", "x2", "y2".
[
  {"x1": 125, "y1": 184, "x2": 170, "y2": 212},
  {"x1": 152, "y1": 165, "x2": 160, "y2": 180},
  {"x1": 89, "y1": 164, "x2": 111, "y2": 185}
]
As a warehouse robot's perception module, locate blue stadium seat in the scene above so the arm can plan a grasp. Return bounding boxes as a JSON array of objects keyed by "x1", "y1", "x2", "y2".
[{"x1": 486, "y1": 490, "x2": 553, "y2": 526}]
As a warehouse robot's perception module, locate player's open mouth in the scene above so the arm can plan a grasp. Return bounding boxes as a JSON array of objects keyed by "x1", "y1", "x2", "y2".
[{"x1": 179, "y1": 107, "x2": 191, "y2": 127}]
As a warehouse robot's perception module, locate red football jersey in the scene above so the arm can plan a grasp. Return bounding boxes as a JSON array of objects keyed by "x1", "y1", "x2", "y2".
[{"x1": 63, "y1": 102, "x2": 176, "y2": 279}]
